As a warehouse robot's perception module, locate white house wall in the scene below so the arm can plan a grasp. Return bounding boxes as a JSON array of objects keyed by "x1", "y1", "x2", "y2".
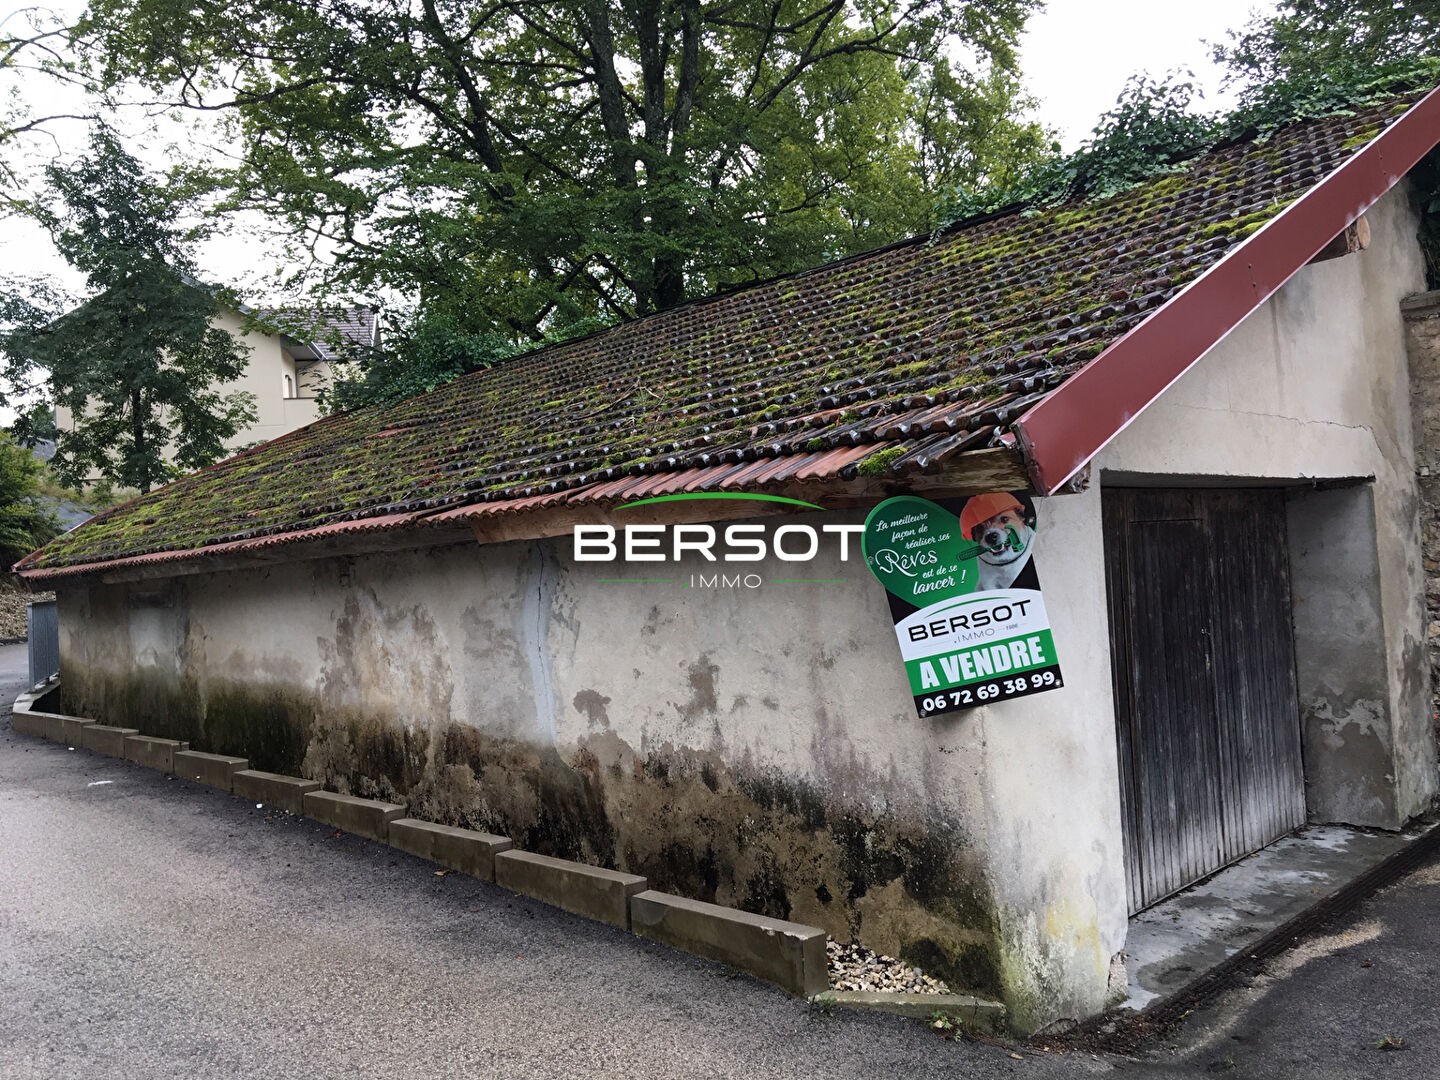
[{"x1": 210, "y1": 308, "x2": 323, "y2": 447}]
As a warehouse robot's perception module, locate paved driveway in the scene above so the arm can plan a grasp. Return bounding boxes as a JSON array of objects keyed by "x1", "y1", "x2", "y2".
[{"x1": 2, "y1": 642, "x2": 1438, "y2": 1079}]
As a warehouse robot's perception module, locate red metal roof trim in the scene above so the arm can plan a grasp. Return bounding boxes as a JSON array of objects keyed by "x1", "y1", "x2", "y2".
[{"x1": 1012, "y1": 86, "x2": 1440, "y2": 494}]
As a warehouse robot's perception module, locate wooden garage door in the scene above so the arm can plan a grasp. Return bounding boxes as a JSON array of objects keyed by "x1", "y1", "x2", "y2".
[{"x1": 1104, "y1": 489, "x2": 1306, "y2": 914}]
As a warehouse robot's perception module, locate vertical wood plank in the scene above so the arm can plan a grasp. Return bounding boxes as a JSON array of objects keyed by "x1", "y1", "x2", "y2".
[{"x1": 1105, "y1": 488, "x2": 1306, "y2": 913}]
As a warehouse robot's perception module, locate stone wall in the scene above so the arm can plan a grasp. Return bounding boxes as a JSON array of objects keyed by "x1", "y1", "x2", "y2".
[{"x1": 1402, "y1": 289, "x2": 1440, "y2": 751}]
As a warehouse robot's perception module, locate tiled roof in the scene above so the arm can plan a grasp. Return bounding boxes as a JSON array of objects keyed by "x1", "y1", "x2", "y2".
[
  {"x1": 18, "y1": 94, "x2": 1427, "y2": 575},
  {"x1": 261, "y1": 305, "x2": 380, "y2": 357}
]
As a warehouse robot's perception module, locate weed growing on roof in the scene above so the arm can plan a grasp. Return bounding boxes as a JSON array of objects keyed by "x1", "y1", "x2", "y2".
[{"x1": 856, "y1": 446, "x2": 907, "y2": 477}]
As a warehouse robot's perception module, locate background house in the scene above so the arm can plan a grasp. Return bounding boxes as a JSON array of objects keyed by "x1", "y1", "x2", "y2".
[{"x1": 54, "y1": 299, "x2": 380, "y2": 454}]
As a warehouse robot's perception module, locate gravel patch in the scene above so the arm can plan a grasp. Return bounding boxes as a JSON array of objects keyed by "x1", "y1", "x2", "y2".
[{"x1": 828, "y1": 939, "x2": 952, "y2": 994}]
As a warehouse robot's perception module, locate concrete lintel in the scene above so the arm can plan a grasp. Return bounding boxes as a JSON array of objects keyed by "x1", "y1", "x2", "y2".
[
  {"x1": 83, "y1": 724, "x2": 141, "y2": 757},
  {"x1": 494, "y1": 850, "x2": 647, "y2": 930},
  {"x1": 815, "y1": 991, "x2": 1007, "y2": 1033},
  {"x1": 629, "y1": 889, "x2": 828, "y2": 998},
  {"x1": 302, "y1": 790, "x2": 405, "y2": 842},
  {"x1": 232, "y1": 770, "x2": 320, "y2": 814},
  {"x1": 387, "y1": 818, "x2": 512, "y2": 881},
  {"x1": 123, "y1": 735, "x2": 190, "y2": 774},
  {"x1": 173, "y1": 750, "x2": 249, "y2": 792}
]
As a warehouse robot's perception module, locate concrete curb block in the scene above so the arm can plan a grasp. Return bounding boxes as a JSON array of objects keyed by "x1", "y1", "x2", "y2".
[
  {"x1": 630, "y1": 889, "x2": 828, "y2": 997},
  {"x1": 387, "y1": 818, "x2": 512, "y2": 881},
  {"x1": 232, "y1": 770, "x2": 320, "y2": 814},
  {"x1": 60, "y1": 716, "x2": 94, "y2": 746},
  {"x1": 494, "y1": 850, "x2": 647, "y2": 929},
  {"x1": 123, "y1": 736, "x2": 189, "y2": 774},
  {"x1": 83, "y1": 724, "x2": 141, "y2": 757},
  {"x1": 174, "y1": 751, "x2": 249, "y2": 792},
  {"x1": 813, "y1": 991, "x2": 1007, "y2": 1033},
  {"x1": 302, "y1": 790, "x2": 405, "y2": 841},
  {"x1": 10, "y1": 710, "x2": 57, "y2": 739}
]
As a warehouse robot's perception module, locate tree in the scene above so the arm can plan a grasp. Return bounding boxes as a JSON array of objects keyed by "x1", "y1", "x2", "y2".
[
  {"x1": 1, "y1": 6, "x2": 96, "y2": 210},
  {"x1": 0, "y1": 128, "x2": 256, "y2": 494},
  {"x1": 0, "y1": 434, "x2": 59, "y2": 567},
  {"x1": 1215, "y1": 2, "x2": 1440, "y2": 88},
  {"x1": 1215, "y1": 3, "x2": 1440, "y2": 287},
  {"x1": 75, "y1": 0, "x2": 1046, "y2": 342}
]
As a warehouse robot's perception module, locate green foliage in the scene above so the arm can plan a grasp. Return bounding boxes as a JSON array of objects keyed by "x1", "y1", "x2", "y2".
[
  {"x1": 324, "y1": 307, "x2": 620, "y2": 412},
  {"x1": 0, "y1": 128, "x2": 256, "y2": 493},
  {"x1": 1215, "y1": 1, "x2": 1440, "y2": 88},
  {"x1": 0, "y1": 434, "x2": 59, "y2": 566},
  {"x1": 937, "y1": 74, "x2": 1214, "y2": 221},
  {"x1": 856, "y1": 445, "x2": 907, "y2": 476},
  {"x1": 937, "y1": 55, "x2": 1440, "y2": 229},
  {"x1": 1214, "y1": 2, "x2": 1440, "y2": 288},
  {"x1": 75, "y1": 0, "x2": 1047, "y2": 338},
  {"x1": 324, "y1": 311, "x2": 518, "y2": 411}
]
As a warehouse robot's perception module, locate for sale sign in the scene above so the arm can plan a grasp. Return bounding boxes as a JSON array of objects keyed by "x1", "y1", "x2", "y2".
[{"x1": 861, "y1": 493, "x2": 1064, "y2": 717}]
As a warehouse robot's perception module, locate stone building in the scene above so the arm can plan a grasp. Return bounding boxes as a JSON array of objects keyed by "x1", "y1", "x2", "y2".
[{"x1": 17, "y1": 88, "x2": 1440, "y2": 1034}]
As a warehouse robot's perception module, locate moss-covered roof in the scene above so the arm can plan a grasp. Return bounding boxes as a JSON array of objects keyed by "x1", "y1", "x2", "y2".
[{"x1": 21, "y1": 95, "x2": 1421, "y2": 573}]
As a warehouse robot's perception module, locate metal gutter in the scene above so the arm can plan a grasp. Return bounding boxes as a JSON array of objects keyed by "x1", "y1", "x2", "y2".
[{"x1": 1012, "y1": 84, "x2": 1440, "y2": 495}]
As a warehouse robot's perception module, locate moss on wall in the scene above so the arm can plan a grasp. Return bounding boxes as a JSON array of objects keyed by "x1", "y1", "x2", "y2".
[
  {"x1": 60, "y1": 659, "x2": 1002, "y2": 999},
  {"x1": 62, "y1": 670, "x2": 312, "y2": 775}
]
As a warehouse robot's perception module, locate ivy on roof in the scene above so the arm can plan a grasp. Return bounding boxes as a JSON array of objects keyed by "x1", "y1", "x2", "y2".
[{"x1": 937, "y1": 58, "x2": 1440, "y2": 231}]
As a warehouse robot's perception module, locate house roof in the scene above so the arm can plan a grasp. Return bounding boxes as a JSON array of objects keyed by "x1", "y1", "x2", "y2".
[
  {"x1": 18, "y1": 88, "x2": 1440, "y2": 580},
  {"x1": 260, "y1": 305, "x2": 381, "y2": 361}
]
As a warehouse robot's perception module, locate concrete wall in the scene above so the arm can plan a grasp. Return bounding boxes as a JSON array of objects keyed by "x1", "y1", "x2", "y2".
[
  {"x1": 56, "y1": 494, "x2": 1128, "y2": 1034},
  {"x1": 1100, "y1": 183, "x2": 1437, "y2": 827}
]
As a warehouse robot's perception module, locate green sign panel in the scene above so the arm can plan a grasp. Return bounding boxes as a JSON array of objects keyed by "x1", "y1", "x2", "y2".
[{"x1": 862, "y1": 493, "x2": 1064, "y2": 717}]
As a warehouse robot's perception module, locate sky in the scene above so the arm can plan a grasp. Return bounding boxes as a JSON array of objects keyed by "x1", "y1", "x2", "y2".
[
  {"x1": 0, "y1": 0, "x2": 1278, "y2": 300},
  {"x1": 1023, "y1": 0, "x2": 1272, "y2": 148}
]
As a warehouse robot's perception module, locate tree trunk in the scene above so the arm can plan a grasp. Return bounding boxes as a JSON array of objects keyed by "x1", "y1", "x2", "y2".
[{"x1": 132, "y1": 389, "x2": 150, "y2": 494}]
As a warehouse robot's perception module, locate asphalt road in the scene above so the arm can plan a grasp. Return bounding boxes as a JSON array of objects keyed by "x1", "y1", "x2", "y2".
[{"x1": 2, "y1": 640, "x2": 1438, "y2": 1079}]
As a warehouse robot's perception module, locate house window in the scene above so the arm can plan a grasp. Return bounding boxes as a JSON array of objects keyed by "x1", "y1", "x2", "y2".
[{"x1": 284, "y1": 374, "x2": 294, "y2": 399}]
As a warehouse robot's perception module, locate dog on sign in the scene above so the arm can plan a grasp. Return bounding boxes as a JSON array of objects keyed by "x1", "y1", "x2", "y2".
[{"x1": 959, "y1": 493, "x2": 1037, "y2": 592}]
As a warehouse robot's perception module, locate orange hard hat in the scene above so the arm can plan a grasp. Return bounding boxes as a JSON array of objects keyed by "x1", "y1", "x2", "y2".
[{"x1": 959, "y1": 492, "x2": 1024, "y2": 539}]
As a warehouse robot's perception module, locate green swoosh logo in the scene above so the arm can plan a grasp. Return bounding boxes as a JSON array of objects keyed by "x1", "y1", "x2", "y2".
[{"x1": 617, "y1": 492, "x2": 825, "y2": 512}]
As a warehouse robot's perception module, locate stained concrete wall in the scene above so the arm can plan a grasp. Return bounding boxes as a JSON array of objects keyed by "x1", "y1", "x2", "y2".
[
  {"x1": 56, "y1": 493, "x2": 1127, "y2": 1035},
  {"x1": 1100, "y1": 183, "x2": 1438, "y2": 827}
]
